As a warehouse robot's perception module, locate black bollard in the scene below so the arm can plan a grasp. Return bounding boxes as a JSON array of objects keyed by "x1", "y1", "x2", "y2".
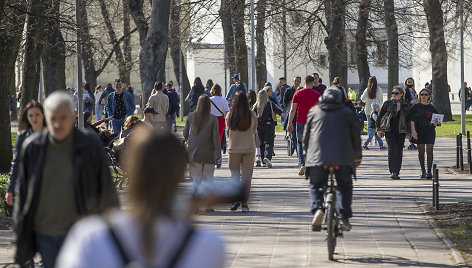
[
  {"x1": 468, "y1": 131, "x2": 471, "y2": 174},
  {"x1": 433, "y1": 165, "x2": 440, "y2": 211},
  {"x1": 457, "y1": 135, "x2": 460, "y2": 168},
  {"x1": 459, "y1": 134, "x2": 464, "y2": 171},
  {"x1": 432, "y1": 164, "x2": 437, "y2": 209}
]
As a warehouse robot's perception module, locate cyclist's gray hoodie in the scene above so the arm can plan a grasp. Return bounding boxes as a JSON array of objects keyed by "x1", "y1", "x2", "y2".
[{"x1": 302, "y1": 100, "x2": 362, "y2": 171}]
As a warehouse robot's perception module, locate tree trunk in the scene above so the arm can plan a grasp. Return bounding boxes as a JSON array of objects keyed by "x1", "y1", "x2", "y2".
[
  {"x1": 129, "y1": 0, "x2": 149, "y2": 46},
  {"x1": 20, "y1": 0, "x2": 50, "y2": 110},
  {"x1": 423, "y1": 0, "x2": 452, "y2": 121},
  {"x1": 98, "y1": 0, "x2": 128, "y2": 84},
  {"x1": 384, "y1": 0, "x2": 398, "y2": 99},
  {"x1": 43, "y1": 28, "x2": 66, "y2": 95},
  {"x1": 324, "y1": 0, "x2": 347, "y2": 87},
  {"x1": 43, "y1": 0, "x2": 66, "y2": 95},
  {"x1": 232, "y1": 0, "x2": 249, "y2": 85},
  {"x1": 220, "y1": 0, "x2": 236, "y2": 77},
  {"x1": 77, "y1": 0, "x2": 98, "y2": 90},
  {"x1": 355, "y1": 0, "x2": 371, "y2": 95},
  {"x1": 139, "y1": 0, "x2": 171, "y2": 107},
  {"x1": 255, "y1": 0, "x2": 267, "y2": 90},
  {"x1": 169, "y1": 0, "x2": 191, "y2": 115},
  {"x1": 0, "y1": 0, "x2": 26, "y2": 172},
  {"x1": 123, "y1": 0, "x2": 132, "y2": 85}
]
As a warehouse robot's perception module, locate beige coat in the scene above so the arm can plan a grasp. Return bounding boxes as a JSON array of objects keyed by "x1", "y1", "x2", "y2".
[
  {"x1": 184, "y1": 113, "x2": 221, "y2": 164},
  {"x1": 147, "y1": 91, "x2": 168, "y2": 122},
  {"x1": 226, "y1": 111, "x2": 259, "y2": 153}
]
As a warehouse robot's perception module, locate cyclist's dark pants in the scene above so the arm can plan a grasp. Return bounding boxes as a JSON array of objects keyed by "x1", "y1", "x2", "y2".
[{"x1": 308, "y1": 166, "x2": 353, "y2": 219}]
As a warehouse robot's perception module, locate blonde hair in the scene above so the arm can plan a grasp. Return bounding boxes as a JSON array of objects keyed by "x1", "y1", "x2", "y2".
[{"x1": 255, "y1": 89, "x2": 269, "y2": 118}]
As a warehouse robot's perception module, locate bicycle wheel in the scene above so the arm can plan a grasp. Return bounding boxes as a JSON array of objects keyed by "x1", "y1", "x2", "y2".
[{"x1": 326, "y1": 200, "x2": 336, "y2": 260}]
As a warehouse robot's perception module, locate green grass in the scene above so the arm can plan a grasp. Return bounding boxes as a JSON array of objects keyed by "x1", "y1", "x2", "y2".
[
  {"x1": 11, "y1": 132, "x2": 16, "y2": 147},
  {"x1": 436, "y1": 115, "x2": 472, "y2": 137}
]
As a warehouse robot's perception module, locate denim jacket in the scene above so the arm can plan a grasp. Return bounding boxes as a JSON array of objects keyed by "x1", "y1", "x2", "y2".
[{"x1": 106, "y1": 90, "x2": 136, "y2": 119}]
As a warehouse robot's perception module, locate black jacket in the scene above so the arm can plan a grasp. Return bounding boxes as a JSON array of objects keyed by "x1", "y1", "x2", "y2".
[
  {"x1": 99, "y1": 86, "x2": 115, "y2": 105},
  {"x1": 254, "y1": 100, "x2": 283, "y2": 126},
  {"x1": 165, "y1": 89, "x2": 180, "y2": 115},
  {"x1": 8, "y1": 129, "x2": 33, "y2": 193},
  {"x1": 303, "y1": 101, "x2": 362, "y2": 170},
  {"x1": 14, "y1": 128, "x2": 119, "y2": 264}
]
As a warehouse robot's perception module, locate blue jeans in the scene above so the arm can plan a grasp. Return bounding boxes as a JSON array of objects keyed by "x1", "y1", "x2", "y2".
[
  {"x1": 95, "y1": 103, "x2": 103, "y2": 120},
  {"x1": 364, "y1": 128, "x2": 383, "y2": 147},
  {"x1": 296, "y1": 123, "x2": 305, "y2": 167},
  {"x1": 35, "y1": 233, "x2": 66, "y2": 268},
  {"x1": 308, "y1": 166, "x2": 353, "y2": 219},
  {"x1": 280, "y1": 108, "x2": 286, "y2": 126},
  {"x1": 166, "y1": 113, "x2": 176, "y2": 132},
  {"x1": 111, "y1": 118, "x2": 125, "y2": 134}
]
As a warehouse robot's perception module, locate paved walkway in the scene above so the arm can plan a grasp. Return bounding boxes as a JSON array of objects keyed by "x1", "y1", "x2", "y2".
[
  {"x1": 195, "y1": 134, "x2": 471, "y2": 267},
  {"x1": 0, "y1": 133, "x2": 470, "y2": 267}
]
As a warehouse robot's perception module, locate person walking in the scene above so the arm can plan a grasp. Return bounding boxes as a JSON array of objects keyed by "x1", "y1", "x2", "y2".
[
  {"x1": 376, "y1": 86, "x2": 411, "y2": 180},
  {"x1": 106, "y1": 79, "x2": 136, "y2": 134},
  {"x1": 164, "y1": 82, "x2": 180, "y2": 132},
  {"x1": 360, "y1": 76, "x2": 384, "y2": 149},
  {"x1": 363, "y1": 102, "x2": 385, "y2": 149},
  {"x1": 253, "y1": 88, "x2": 283, "y2": 168},
  {"x1": 410, "y1": 88, "x2": 440, "y2": 179},
  {"x1": 404, "y1": 77, "x2": 418, "y2": 150},
  {"x1": 204, "y1": 79, "x2": 214, "y2": 97},
  {"x1": 5, "y1": 100, "x2": 46, "y2": 206},
  {"x1": 184, "y1": 95, "x2": 221, "y2": 212},
  {"x1": 56, "y1": 133, "x2": 225, "y2": 268},
  {"x1": 287, "y1": 75, "x2": 321, "y2": 176},
  {"x1": 14, "y1": 92, "x2": 119, "y2": 268},
  {"x1": 226, "y1": 92, "x2": 258, "y2": 212},
  {"x1": 147, "y1": 82, "x2": 169, "y2": 131},
  {"x1": 210, "y1": 84, "x2": 230, "y2": 142},
  {"x1": 312, "y1": 73, "x2": 327, "y2": 96},
  {"x1": 225, "y1": 74, "x2": 247, "y2": 107},
  {"x1": 94, "y1": 85, "x2": 104, "y2": 120},
  {"x1": 186, "y1": 77, "x2": 205, "y2": 112},
  {"x1": 304, "y1": 87, "x2": 362, "y2": 231}
]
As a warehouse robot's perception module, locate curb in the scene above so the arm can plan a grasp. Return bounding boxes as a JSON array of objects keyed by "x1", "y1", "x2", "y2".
[{"x1": 416, "y1": 202, "x2": 467, "y2": 267}]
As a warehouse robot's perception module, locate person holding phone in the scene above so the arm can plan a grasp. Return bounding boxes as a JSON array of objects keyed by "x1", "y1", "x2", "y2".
[{"x1": 410, "y1": 88, "x2": 439, "y2": 179}]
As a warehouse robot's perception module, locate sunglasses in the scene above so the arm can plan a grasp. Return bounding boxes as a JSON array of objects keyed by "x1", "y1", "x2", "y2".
[
  {"x1": 392, "y1": 91, "x2": 401, "y2": 95},
  {"x1": 420, "y1": 93, "x2": 429, "y2": 96}
]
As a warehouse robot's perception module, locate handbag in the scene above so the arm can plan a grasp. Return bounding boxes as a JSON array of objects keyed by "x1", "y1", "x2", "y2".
[{"x1": 379, "y1": 103, "x2": 393, "y2": 132}]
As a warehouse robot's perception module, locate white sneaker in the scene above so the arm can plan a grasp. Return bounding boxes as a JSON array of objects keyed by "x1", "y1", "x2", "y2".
[
  {"x1": 263, "y1": 158, "x2": 272, "y2": 168},
  {"x1": 298, "y1": 166, "x2": 306, "y2": 176},
  {"x1": 256, "y1": 156, "x2": 261, "y2": 167},
  {"x1": 311, "y1": 209, "x2": 324, "y2": 231}
]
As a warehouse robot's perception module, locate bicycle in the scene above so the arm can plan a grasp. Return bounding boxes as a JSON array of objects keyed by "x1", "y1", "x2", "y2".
[
  {"x1": 285, "y1": 130, "x2": 296, "y2": 156},
  {"x1": 322, "y1": 165, "x2": 343, "y2": 261}
]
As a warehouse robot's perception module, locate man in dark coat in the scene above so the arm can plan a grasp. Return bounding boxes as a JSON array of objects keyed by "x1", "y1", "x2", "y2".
[
  {"x1": 14, "y1": 91, "x2": 119, "y2": 268},
  {"x1": 303, "y1": 87, "x2": 362, "y2": 232}
]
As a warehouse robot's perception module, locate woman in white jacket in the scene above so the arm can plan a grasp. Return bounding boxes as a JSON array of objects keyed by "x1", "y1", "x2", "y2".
[{"x1": 360, "y1": 76, "x2": 384, "y2": 149}]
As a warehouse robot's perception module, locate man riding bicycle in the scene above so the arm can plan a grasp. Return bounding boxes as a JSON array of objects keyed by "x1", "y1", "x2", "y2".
[{"x1": 303, "y1": 87, "x2": 362, "y2": 232}]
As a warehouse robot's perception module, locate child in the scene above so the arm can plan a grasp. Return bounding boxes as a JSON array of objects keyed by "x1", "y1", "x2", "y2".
[{"x1": 363, "y1": 102, "x2": 386, "y2": 150}]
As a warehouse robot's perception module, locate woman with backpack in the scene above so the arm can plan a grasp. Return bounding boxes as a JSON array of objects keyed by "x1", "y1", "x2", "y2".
[
  {"x1": 226, "y1": 92, "x2": 258, "y2": 212},
  {"x1": 253, "y1": 87, "x2": 283, "y2": 168},
  {"x1": 376, "y1": 86, "x2": 411, "y2": 180},
  {"x1": 57, "y1": 133, "x2": 225, "y2": 267},
  {"x1": 186, "y1": 77, "x2": 205, "y2": 112}
]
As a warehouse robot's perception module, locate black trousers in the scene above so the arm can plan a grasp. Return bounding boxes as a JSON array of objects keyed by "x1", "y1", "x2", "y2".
[
  {"x1": 385, "y1": 131, "x2": 406, "y2": 175},
  {"x1": 258, "y1": 123, "x2": 275, "y2": 161}
]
